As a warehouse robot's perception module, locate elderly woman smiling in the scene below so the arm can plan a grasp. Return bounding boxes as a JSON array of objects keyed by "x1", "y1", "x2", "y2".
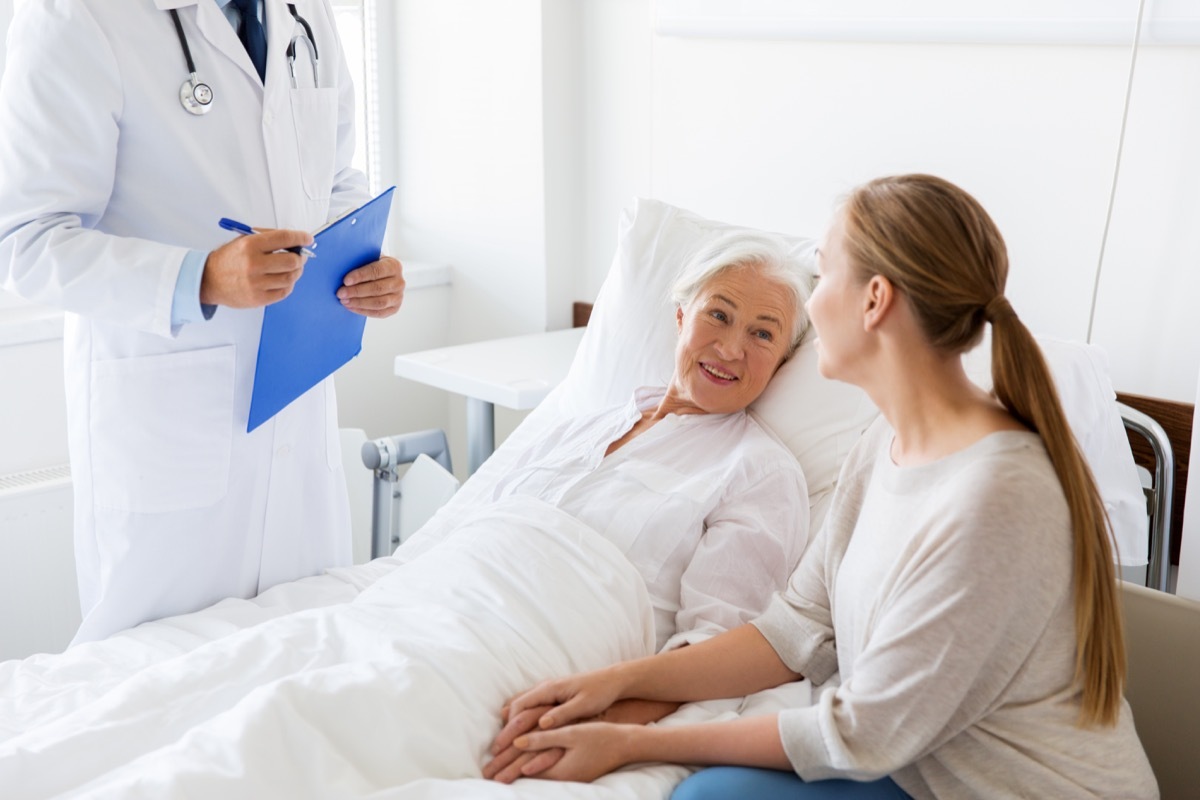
[
  {"x1": 466, "y1": 231, "x2": 815, "y2": 781},
  {"x1": 407, "y1": 230, "x2": 815, "y2": 649}
]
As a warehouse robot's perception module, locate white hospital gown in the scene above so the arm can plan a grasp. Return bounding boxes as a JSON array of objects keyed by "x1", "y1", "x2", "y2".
[{"x1": 404, "y1": 387, "x2": 810, "y2": 651}]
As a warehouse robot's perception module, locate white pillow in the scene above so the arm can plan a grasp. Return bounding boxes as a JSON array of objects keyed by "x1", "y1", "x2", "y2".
[
  {"x1": 555, "y1": 198, "x2": 878, "y2": 529},
  {"x1": 964, "y1": 333, "x2": 1149, "y2": 566},
  {"x1": 750, "y1": 340, "x2": 879, "y2": 529}
]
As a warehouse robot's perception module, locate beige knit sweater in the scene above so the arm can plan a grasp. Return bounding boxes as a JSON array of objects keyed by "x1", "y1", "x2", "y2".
[{"x1": 753, "y1": 417, "x2": 1158, "y2": 799}]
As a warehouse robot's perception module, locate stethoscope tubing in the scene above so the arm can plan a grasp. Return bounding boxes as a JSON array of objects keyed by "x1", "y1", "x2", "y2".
[
  {"x1": 170, "y1": 9, "x2": 199, "y2": 74},
  {"x1": 170, "y1": 3, "x2": 319, "y2": 115}
]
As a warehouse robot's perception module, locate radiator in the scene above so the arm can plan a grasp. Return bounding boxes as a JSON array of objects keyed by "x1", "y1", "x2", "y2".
[
  {"x1": 0, "y1": 464, "x2": 79, "y2": 660},
  {"x1": 0, "y1": 441, "x2": 377, "y2": 662}
]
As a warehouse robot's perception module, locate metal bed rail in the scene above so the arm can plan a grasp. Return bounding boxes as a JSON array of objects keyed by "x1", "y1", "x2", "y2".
[
  {"x1": 1117, "y1": 401, "x2": 1174, "y2": 593},
  {"x1": 361, "y1": 428, "x2": 453, "y2": 559}
]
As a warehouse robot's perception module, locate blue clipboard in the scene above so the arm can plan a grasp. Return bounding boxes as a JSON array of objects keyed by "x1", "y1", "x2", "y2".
[{"x1": 247, "y1": 187, "x2": 395, "y2": 432}]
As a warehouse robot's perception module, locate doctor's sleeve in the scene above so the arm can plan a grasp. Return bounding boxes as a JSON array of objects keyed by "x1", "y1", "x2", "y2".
[
  {"x1": 0, "y1": 2, "x2": 188, "y2": 337},
  {"x1": 662, "y1": 457, "x2": 810, "y2": 652}
]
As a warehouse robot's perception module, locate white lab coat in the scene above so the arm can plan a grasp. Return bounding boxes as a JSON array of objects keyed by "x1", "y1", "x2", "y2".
[{"x1": 0, "y1": 0, "x2": 371, "y2": 643}]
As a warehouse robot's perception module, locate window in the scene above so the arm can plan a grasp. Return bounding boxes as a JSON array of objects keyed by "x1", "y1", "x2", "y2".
[{"x1": 332, "y1": 0, "x2": 382, "y2": 193}]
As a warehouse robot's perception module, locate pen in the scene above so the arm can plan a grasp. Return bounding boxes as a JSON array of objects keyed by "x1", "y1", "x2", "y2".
[{"x1": 218, "y1": 217, "x2": 317, "y2": 258}]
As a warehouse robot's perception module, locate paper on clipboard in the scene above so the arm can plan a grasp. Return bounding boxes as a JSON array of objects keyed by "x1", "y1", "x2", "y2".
[{"x1": 247, "y1": 187, "x2": 395, "y2": 432}]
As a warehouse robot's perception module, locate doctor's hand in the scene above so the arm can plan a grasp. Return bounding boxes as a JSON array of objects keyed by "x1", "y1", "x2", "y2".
[
  {"x1": 337, "y1": 255, "x2": 405, "y2": 318},
  {"x1": 201, "y1": 229, "x2": 312, "y2": 308}
]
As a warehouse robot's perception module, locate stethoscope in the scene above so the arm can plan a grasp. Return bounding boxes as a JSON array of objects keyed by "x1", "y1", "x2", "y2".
[{"x1": 170, "y1": 3, "x2": 320, "y2": 116}]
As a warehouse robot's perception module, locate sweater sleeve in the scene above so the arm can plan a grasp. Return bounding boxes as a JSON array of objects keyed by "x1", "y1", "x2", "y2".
[{"x1": 750, "y1": 524, "x2": 840, "y2": 686}]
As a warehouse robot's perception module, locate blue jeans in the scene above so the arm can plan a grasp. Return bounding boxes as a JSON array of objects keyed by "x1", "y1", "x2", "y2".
[{"x1": 672, "y1": 767, "x2": 913, "y2": 800}]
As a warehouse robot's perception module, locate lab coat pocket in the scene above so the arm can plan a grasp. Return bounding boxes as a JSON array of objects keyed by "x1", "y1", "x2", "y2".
[
  {"x1": 90, "y1": 346, "x2": 235, "y2": 514},
  {"x1": 290, "y1": 87, "x2": 338, "y2": 201},
  {"x1": 324, "y1": 378, "x2": 341, "y2": 471}
]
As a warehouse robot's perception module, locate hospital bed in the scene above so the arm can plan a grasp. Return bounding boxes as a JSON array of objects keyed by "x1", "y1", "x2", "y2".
[{"x1": 0, "y1": 198, "x2": 1175, "y2": 799}]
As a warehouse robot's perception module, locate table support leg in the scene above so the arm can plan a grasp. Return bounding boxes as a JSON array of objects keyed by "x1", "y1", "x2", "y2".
[{"x1": 466, "y1": 397, "x2": 496, "y2": 475}]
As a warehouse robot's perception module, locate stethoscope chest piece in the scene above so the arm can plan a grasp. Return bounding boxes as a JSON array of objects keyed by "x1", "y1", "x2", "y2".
[
  {"x1": 180, "y1": 73, "x2": 214, "y2": 116},
  {"x1": 169, "y1": 3, "x2": 318, "y2": 116}
]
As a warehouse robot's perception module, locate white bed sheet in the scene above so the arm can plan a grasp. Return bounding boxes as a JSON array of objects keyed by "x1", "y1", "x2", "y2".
[{"x1": 1, "y1": 497, "x2": 713, "y2": 799}]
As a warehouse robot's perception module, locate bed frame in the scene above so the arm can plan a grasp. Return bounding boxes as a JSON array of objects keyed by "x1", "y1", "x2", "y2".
[{"x1": 1116, "y1": 393, "x2": 1192, "y2": 573}]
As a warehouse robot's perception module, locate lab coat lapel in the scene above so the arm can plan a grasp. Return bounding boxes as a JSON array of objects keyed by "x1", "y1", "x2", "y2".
[
  {"x1": 264, "y1": 0, "x2": 297, "y2": 95},
  {"x1": 191, "y1": 0, "x2": 266, "y2": 91}
]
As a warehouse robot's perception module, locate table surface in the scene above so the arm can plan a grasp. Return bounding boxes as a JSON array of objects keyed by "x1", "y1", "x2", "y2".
[{"x1": 393, "y1": 327, "x2": 586, "y2": 410}]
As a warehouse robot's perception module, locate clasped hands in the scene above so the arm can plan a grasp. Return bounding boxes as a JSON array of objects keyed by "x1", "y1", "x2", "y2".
[
  {"x1": 201, "y1": 227, "x2": 404, "y2": 318},
  {"x1": 482, "y1": 670, "x2": 677, "y2": 784}
]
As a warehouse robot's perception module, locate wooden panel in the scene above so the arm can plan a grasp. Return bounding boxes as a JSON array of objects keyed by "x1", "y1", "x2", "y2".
[
  {"x1": 1117, "y1": 392, "x2": 1193, "y2": 565},
  {"x1": 573, "y1": 302, "x2": 593, "y2": 329}
]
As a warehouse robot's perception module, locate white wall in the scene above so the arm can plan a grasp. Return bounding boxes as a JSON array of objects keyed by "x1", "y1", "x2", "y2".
[
  {"x1": 384, "y1": 0, "x2": 592, "y2": 469},
  {"x1": 388, "y1": 0, "x2": 551, "y2": 343},
  {"x1": 579, "y1": 0, "x2": 654, "y2": 300},
  {"x1": 0, "y1": 334, "x2": 68, "y2": 476},
  {"x1": 577, "y1": 3, "x2": 1200, "y2": 403},
  {"x1": 0, "y1": 0, "x2": 10, "y2": 68}
]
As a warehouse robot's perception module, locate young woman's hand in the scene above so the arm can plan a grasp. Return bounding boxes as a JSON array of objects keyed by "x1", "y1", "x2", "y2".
[
  {"x1": 484, "y1": 669, "x2": 625, "y2": 783},
  {"x1": 506, "y1": 721, "x2": 641, "y2": 783},
  {"x1": 484, "y1": 697, "x2": 682, "y2": 782}
]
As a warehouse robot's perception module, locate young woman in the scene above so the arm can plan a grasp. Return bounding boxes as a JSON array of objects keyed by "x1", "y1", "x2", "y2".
[{"x1": 488, "y1": 174, "x2": 1157, "y2": 799}]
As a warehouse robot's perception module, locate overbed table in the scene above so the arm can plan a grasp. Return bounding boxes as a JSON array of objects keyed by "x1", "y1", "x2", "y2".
[{"x1": 393, "y1": 327, "x2": 586, "y2": 474}]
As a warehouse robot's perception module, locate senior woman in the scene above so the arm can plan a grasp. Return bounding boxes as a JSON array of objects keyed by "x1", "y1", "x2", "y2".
[
  {"x1": 460, "y1": 231, "x2": 815, "y2": 781},
  {"x1": 411, "y1": 231, "x2": 814, "y2": 648}
]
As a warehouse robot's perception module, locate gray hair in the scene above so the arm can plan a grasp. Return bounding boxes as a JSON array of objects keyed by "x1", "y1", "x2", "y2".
[{"x1": 669, "y1": 231, "x2": 814, "y2": 357}]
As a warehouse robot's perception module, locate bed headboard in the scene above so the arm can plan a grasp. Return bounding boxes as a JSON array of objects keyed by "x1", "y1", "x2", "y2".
[{"x1": 573, "y1": 302, "x2": 593, "y2": 329}]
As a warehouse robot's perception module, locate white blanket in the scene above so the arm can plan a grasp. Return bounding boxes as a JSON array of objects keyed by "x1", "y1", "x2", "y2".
[{"x1": 0, "y1": 497, "x2": 706, "y2": 799}]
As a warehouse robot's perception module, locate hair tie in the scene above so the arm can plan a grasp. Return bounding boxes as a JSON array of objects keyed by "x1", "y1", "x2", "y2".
[{"x1": 984, "y1": 295, "x2": 1017, "y2": 324}]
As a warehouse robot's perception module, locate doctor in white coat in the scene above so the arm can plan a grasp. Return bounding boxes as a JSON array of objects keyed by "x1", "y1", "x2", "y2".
[{"x1": 0, "y1": 0, "x2": 404, "y2": 643}]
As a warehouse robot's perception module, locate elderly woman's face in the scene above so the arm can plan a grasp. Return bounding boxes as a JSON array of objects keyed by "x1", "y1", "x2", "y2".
[{"x1": 672, "y1": 265, "x2": 796, "y2": 415}]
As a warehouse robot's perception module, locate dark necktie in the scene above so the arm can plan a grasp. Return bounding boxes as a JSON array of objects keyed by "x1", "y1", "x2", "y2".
[{"x1": 231, "y1": 0, "x2": 267, "y2": 82}]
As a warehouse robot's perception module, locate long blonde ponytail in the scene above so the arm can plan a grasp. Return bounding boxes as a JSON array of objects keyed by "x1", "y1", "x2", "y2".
[
  {"x1": 843, "y1": 174, "x2": 1125, "y2": 726},
  {"x1": 988, "y1": 302, "x2": 1124, "y2": 726}
]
